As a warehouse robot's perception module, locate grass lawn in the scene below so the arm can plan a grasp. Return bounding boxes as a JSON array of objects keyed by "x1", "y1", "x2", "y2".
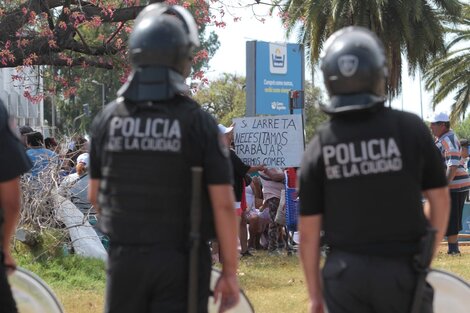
[{"x1": 13, "y1": 245, "x2": 470, "y2": 313}]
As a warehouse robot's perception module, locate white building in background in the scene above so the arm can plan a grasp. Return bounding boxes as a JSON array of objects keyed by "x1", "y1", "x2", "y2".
[{"x1": 0, "y1": 67, "x2": 46, "y2": 134}]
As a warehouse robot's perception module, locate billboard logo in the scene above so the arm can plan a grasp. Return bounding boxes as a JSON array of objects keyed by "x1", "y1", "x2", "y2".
[
  {"x1": 269, "y1": 43, "x2": 287, "y2": 74},
  {"x1": 271, "y1": 101, "x2": 287, "y2": 111},
  {"x1": 272, "y1": 49, "x2": 285, "y2": 67}
]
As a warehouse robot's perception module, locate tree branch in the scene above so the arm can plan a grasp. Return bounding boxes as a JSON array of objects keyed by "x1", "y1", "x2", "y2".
[
  {"x1": 46, "y1": 55, "x2": 113, "y2": 68},
  {"x1": 74, "y1": 28, "x2": 93, "y2": 54},
  {"x1": 0, "y1": 0, "x2": 145, "y2": 68}
]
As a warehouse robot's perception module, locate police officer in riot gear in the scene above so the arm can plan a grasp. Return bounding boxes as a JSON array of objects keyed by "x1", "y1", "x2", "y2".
[
  {"x1": 88, "y1": 4, "x2": 239, "y2": 313},
  {"x1": 298, "y1": 26, "x2": 450, "y2": 313},
  {"x1": 0, "y1": 101, "x2": 32, "y2": 313}
]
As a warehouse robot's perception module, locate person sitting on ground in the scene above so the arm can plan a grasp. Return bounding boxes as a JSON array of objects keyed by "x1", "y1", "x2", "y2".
[
  {"x1": 65, "y1": 136, "x2": 88, "y2": 173},
  {"x1": 60, "y1": 153, "x2": 89, "y2": 191},
  {"x1": 58, "y1": 152, "x2": 103, "y2": 245},
  {"x1": 246, "y1": 176, "x2": 267, "y2": 250},
  {"x1": 67, "y1": 153, "x2": 97, "y2": 215},
  {"x1": 259, "y1": 167, "x2": 285, "y2": 254},
  {"x1": 44, "y1": 137, "x2": 58, "y2": 152}
]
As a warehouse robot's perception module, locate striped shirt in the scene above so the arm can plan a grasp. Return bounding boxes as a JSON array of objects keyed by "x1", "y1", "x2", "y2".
[{"x1": 436, "y1": 130, "x2": 470, "y2": 192}]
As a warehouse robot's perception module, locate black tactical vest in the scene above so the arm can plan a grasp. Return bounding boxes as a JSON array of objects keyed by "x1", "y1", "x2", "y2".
[
  {"x1": 97, "y1": 96, "x2": 214, "y2": 245},
  {"x1": 317, "y1": 109, "x2": 427, "y2": 248}
]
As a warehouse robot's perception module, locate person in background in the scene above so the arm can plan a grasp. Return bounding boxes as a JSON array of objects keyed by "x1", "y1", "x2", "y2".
[
  {"x1": 430, "y1": 112, "x2": 470, "y2": 255},
  {"x1": 460, "y1": 139, "x2": 470, "y2": 201},
  {"x1": 44, "y1": 137, "x2": 58, "y2": 152},
  {"x1": 68, "y1": 153, "x2": 93, "y2": 213},
  {"x1": 219, "y1": 123, "x2": 265, "y2": 257},
  {"x1": 65, "y1": 136, "x2": 88, "y2": 173},
  {"x1": 299, "y1": 27, "x2": 449, "y2": 313},
  {"x1": 25, "y1": 131, "x2": 58, "y2": 178},
  {"x1": 88, "y1": 4, "x2": 239, "y2": 312},
  {"x1": 59, "y1": 152, "x2": 103, "y2": 243},
  {"x1": 459, "y1": 139, "x2": 469, "y2": 172},
  {"x1": 259, "y1": 167, "x2": 285, "y2": 255},
  {"x1": 60, "y1": 153, "x2": 89, "y2": 191},
  {"x1": 18, "y1": 125, "x2": 33, "y2": 149},
  {"x1": 246, "y1": 176, "x2": 266, "y2": 250},
  {"x1": 0, "y1": 100, "x2": 32, "y2": 313}
]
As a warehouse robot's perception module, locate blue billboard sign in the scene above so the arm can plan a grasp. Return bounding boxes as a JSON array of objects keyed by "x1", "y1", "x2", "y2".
[{"x1": 246, "y1": 41, "x2": 304, "y2": 116}]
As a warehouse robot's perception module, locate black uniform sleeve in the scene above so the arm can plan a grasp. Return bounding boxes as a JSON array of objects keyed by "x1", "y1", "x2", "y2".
[
  {"x1": 196, "y1": 111, "x2": 233, "y2": 185},
  {"x1": 0, "y1": 108, "x2": 32, "y2": 182},
  {"x1": 230, "y1": 150, "x2": 251, "y2": 178},
  {"x1": 417, "y1": 120, "x2": 447, "y2": 190},
  {"x1": 299, "y1": 135, "x2": 325, "y2": 216},
  {"x1": 89, "y1": 110, "x2": 107, "y2": 179}
]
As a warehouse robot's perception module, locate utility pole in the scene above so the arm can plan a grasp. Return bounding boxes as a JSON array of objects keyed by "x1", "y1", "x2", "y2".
[
  {"x1": 92, "y1": 80, "x2": 105, "y2": 109},
  {"x1": 51, "y1": 94, "x2": 56, "y2": 138}
]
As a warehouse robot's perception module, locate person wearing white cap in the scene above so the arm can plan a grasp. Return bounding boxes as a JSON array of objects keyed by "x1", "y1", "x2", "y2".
[
  {"x1": 430, "y1": 112, "x2": 470, "y2": 255},
  {"x1": 60, "y1": 153, "x2": 90, "y2": 191},
  {"x1": 218, "y1": 123, "x2": 265, "y2": 257},
  {"x1": 218, "y1": 124, "x2": 234, "y2": 135}
]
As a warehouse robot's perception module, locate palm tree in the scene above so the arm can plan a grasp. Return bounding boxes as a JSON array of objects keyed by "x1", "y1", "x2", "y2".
[
  {"x1": 275, "y1": 0, "x2": 462, "y2": 97},
  {"x1": 424, "y1": 4, "x2": 470, "y2": 123}
]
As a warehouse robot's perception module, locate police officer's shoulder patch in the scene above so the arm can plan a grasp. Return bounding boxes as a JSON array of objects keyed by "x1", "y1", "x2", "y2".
[{"x1": 218, "y1": 133, "x2": 229, "y2": 158}]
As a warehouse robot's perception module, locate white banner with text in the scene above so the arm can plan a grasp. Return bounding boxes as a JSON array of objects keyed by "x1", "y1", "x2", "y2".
[{"x1": 232, "y1": 114, "x2": 304, "y2": 167}]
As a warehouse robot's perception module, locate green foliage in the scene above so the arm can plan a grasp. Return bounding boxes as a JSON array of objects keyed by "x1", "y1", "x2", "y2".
[
  {"x1": 302, "y1": 82, "x2": 328, "y2": 143},
  {"x1": 15, "y1": 251, "x2": 106, "y2": 291},
  {"x1": 9, "y1": 246, "x2": 470, "y2": 313},
  {"x1": 453, "y1": 117, "x2": 470, "y2": 141},
  {"x1": 193, "y1": 74, "x2": 326, "y2": 140},
  {"x1": 238, "y1": 253, "x2": 308, "y2": 312},
  {"x1": 193, "y1": 73, "x2": 246, "y2": 125},
  {"x1": 14, "y1": 228, "x2": 69, "y2": 261},
  {"x1": 14, "y1": 232, "x2": 106, "y2": 291},
  {"x1": 424, "y1": 4, "x2": 470, "y2": 124},
  {"x1": 40, "y1": 0, "x2": 221, "y2": 135},
  {"x1": 276, "y1": 0, "x2": 463, "y2": 97}
]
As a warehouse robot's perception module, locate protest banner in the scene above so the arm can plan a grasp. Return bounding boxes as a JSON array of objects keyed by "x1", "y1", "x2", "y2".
[{"x1": 232, "y1": 114, "x2": 304, "y2": 167}]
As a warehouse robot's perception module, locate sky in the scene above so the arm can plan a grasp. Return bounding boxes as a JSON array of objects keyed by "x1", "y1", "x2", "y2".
[{"x1": 205, "y1": 3, "x2": 453, "y2": 121}]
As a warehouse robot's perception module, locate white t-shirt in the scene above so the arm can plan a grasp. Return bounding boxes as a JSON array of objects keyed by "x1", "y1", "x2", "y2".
[{"x1": 245, "y1": 185, "x2": 255, "y2": 210}]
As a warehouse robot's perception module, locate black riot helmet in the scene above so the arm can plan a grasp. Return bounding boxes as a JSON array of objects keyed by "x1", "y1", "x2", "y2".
[
  {"x1": 320, "y1": 26, "x2": 388, "y2": 115},
  {"x1": 129, "y1": 4, "x2": 200, "y2": 76},
  {"x1": 118, "y1": 4, "x2": 200, "y2": 103}
]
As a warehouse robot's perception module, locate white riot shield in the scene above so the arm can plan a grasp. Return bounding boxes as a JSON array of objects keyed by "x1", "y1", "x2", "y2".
[
  {"x1": 426, "y1": 269, "x2": 470, "y2": 313},
  {"x1": 208, "y1": 269, "x2": 254, "y2": 313},
  {"x1": 8, "y1": 267, "x2": 64, "y2": 313},
  {"x1": 322, "y1": 268, "x2": 470, "y2": 313}
]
